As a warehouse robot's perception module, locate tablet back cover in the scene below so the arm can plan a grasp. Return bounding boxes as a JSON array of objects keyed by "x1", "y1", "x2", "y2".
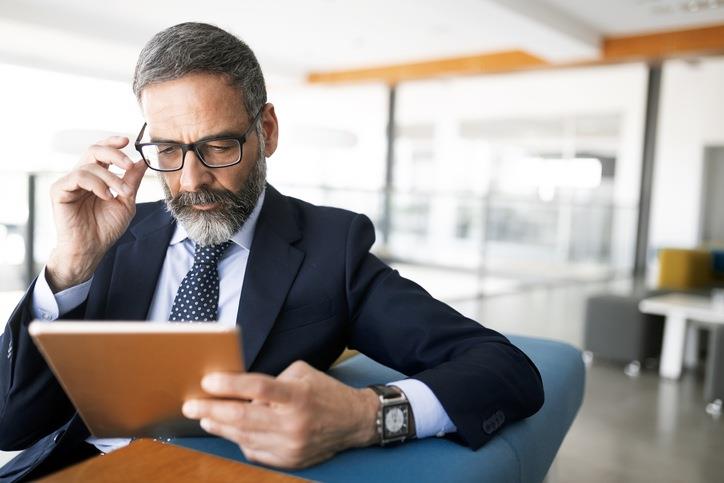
[{"x1": 29, "y1": 322, "x2": 244, "y2": 438}]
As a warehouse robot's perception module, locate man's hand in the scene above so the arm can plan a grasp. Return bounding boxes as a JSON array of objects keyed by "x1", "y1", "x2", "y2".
[
  {"x1": 182, "y1": 360, "x2": 380, "y2": 469},
  {"x1": 46, "y1": 136, "x2": 147, "y2": 292}
]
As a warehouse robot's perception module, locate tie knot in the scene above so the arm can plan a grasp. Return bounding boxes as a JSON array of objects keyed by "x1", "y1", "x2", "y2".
[{"x1": 193, "y1": 241, "x2": 232, "y2": 266}]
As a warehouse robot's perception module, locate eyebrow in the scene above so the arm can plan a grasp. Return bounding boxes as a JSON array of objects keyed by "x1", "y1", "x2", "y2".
[{"x1": 149, "y1": 131, "x2": 244, "y2": 144}]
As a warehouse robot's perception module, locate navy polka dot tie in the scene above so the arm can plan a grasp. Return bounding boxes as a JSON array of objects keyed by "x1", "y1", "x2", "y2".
[{"x1": 169, "y1": 241, "x2": 232, "y2": 322}]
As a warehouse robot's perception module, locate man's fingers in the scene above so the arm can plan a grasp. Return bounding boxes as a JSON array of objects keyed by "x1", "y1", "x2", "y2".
[
  {"x1": 182, "y1": 399, "x2": 276, "y2": 431},
  {"x1": 198, "y1": 420, "x2": 298, "y2": 468},
  {"x1": 240, "y1": 447, "x2": 291, "y2": 468},
  {"x1": 201, "y1": 373, "x2": 294, "y2": 404},
  {"x1": 79, "y1": 164, "x2": 134, "y2": 197},
  {"x1": 198, "y1": 419, "x2": 273, "y2": 452},
  {"x1": 198, "y1": 418, "x2": 246, "y2": 444},
  {"x1": 53, "y1": 170, "x2": 114, "y2": 202},
  {"x1": 241, "y1": 442, "x2": 331, "y2": 470},
  {"x1": 81, "y1": 144, "x2": 134, "y2": 171}
]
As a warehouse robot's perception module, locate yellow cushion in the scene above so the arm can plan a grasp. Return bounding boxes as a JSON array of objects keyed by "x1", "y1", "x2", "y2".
[
  {"x1": 658, "y1": 248, "x2": 712, "y2": 290},
  {"x1": 332, "y1": 348, "x2": 360, "y2": 367}
]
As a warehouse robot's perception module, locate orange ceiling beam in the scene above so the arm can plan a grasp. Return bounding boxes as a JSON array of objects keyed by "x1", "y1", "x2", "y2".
[
  {"x1": 307, "y1": 50, "x2": 549, "y2": 85},
  {"x1": 307, "y1": 24, "x2": 724, "y2": 84},
  {"x1": 602, "y1": 23, "x2": 724, "y2": 61}
]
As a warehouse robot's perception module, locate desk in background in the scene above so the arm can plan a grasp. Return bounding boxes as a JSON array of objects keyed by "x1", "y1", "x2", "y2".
[{"x1": 639, "y1": 293, "x2": 724, "y2": 379}]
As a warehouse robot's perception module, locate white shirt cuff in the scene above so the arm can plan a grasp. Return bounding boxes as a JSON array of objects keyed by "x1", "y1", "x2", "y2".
[
  {"x1": 31, "y1": 266, "x2": 93, "y2": 321},
  {"x1": 388, "y1": 378, "x2": 457, "y2": 439},
  {"x1": 85, "y1": 436, "x2": 132, "y2": 453}
]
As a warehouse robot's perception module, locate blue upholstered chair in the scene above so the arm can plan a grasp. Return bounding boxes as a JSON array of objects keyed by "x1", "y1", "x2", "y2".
[{"x1": 172, "y1": 335, "x2": 585, "y2": 483}]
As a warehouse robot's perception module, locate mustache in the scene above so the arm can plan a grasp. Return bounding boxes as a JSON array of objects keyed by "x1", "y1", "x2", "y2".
[{"x1": 169, "y1": 187, "x2": 241, "y2": 209}]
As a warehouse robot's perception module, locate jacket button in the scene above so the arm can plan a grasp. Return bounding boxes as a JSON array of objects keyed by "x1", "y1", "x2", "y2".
[
  {"x1": 482, "y1": 410, "x2": 506, "y2": 434},
  {"x1": 53, "y1": 430, "x2": 65, "y2": 443},
  {"x1": 495, "y1": 410, "x2": 505, "y2": 425}
]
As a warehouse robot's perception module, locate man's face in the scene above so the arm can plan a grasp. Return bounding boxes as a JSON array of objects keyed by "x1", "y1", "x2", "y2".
[{"x1": 140, "y1": 72, "x2": 278, "y2": 245}]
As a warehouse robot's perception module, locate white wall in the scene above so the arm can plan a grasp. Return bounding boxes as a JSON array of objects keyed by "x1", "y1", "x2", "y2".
[
  {"x1": 399, "y1": 63, "x2": 648, "y2": 206},
  {"x1": 649, "y1": 57, "x2": 724, "y2": 251}
]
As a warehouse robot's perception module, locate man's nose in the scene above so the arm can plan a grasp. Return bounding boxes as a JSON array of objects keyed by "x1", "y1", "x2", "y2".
[{"x1": 179, "y1": 150, "x2": 214, "y2": 191}]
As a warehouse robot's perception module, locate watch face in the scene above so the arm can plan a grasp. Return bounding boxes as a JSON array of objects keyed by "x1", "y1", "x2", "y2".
[{"x1": 384, "y1": 406, "x2": 408, "y2": 436}]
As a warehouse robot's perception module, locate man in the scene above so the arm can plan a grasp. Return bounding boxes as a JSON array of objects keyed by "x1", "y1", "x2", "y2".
[{"x1": 0, "y1": 22, "x2": 543, "y2": 481}]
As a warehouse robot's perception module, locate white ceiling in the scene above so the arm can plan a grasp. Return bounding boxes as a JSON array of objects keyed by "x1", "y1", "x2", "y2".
[
  {"x1": 0, "y1": 0, "x2": 722, "y2": 83},
  {"x1": 547, "y1": 0, "x2": 724, "y2": 34}
]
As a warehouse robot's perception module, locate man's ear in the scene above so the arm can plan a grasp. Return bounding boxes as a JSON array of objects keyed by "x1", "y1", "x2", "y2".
[{"x1": 261, "y1": 103, "x2": 279, "y2": 157}]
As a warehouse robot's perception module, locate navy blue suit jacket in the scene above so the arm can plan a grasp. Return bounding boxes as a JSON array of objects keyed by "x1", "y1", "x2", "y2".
[{"x1": 0, "y1": 184, "x2": 543, "y2": 481}]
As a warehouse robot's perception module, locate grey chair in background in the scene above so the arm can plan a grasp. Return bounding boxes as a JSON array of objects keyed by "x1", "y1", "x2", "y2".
[{"x1": 583, "y1": 293, "x2": 665, "y2": 376}]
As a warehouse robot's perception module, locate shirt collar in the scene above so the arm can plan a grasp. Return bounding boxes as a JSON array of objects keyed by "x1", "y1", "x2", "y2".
[{"x1": 169, "y1": 187, "x2": 266, "y2": 250}]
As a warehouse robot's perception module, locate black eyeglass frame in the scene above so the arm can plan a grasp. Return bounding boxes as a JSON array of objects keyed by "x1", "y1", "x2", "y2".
[{"x1": 134, "y1": 106, "x2": 265, "y2": 172}]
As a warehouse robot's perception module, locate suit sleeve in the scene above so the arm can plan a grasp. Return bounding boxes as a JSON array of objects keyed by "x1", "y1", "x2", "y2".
[
  {"x1": 344, "y1": 214, "x2": 545, "y2": 449},
  {"x1": 0, "y1": 280, "x2": 83, "y2": 450}
]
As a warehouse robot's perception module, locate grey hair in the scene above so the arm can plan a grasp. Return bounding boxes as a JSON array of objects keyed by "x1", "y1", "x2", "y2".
[{"x1": 132, "y1": 22, "x2": 267, "y2": 122}]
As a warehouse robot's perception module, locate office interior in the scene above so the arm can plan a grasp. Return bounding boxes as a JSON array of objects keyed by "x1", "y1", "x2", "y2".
[{"x1": 0, "y1": 1, "x2": 723, "y2": 481}]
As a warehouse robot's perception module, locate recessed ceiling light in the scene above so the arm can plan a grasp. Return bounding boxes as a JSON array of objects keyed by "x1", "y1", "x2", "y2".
[
  {"x1": 652, "y1": 4, "x2": 674, "y2": 13},
  {"x1": 648, "y1": 0, "x2": 724, "y2": 14},
  {"x1": 678, "y1": 0, "x2": 724, "y2": 12},
  {"x1": 686, "y1": 0, "x2": 701, "y2": 12}
]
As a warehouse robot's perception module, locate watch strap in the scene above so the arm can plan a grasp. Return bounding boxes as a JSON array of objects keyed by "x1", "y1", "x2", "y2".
[{"x1": 369, "y1": 384, "x2": 405, "y2": 400}]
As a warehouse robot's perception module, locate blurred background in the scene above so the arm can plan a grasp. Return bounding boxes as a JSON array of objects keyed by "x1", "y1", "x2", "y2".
[{"x1": 0, "y1": 1, "x2": 723, "y2": 481}]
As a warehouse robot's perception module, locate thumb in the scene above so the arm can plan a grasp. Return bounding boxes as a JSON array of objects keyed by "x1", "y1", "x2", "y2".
[{"x1": 120, "y1": 159, "x2": 148, "y2": 196}]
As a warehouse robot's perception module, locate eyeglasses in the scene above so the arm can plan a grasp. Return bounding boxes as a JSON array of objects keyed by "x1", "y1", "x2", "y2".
[{"x1": 134, "y1": 107, "x2": 264, "y2": 172}]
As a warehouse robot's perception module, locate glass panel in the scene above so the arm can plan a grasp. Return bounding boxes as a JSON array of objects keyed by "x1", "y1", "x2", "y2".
[{"x1": 395, "y1": 63, "x2": 648, "y2": 289}]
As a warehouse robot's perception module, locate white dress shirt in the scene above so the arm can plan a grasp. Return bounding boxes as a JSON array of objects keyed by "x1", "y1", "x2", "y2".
[{"x1": 31, "y1": 189, "x2": 455, "y2": 453}]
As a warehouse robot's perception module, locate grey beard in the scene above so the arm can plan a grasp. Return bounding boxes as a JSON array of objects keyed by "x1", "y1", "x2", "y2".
[{"x1": 162, "y1": 156, "x2": 267, "y2": 247}]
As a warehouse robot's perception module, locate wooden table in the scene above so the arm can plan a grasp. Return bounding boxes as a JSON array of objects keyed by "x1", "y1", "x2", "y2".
[
  {"x1": 639, "y1": 293, "x2": 724, "y2": 379},
  {"x1": 37, "y1": 439, "x2": 308, "y2": 482}
]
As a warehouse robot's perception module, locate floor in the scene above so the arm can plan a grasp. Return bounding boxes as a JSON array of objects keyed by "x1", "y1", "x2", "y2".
[
  {"x1": 1, "y1": 277, "x2": 723, "y2": 481},
  {"x1": 549, "y1": 362, "x2": 722, "y2": 483},
  {"x1": 445, "y1": 279, "x2": 723, "y2": 483}
]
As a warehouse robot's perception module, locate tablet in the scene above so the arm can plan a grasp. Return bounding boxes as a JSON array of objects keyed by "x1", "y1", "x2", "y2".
[{"x1": 28, "y1": 321, "x2": 244, "y2": 438}]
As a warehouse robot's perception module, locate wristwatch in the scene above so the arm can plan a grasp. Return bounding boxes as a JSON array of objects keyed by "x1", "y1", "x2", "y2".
[{"x1": 368, "y1": 384, "x2": 415, "y2": 445}]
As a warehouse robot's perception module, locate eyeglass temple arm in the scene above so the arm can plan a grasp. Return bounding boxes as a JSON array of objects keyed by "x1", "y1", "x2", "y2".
[{"x1": 135, "y1": 122, "x2": 147, "y2": 145}]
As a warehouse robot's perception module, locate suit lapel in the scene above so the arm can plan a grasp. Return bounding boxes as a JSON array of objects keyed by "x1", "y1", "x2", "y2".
[
  {"x1": 105, "y1": 204, "x2": 175, "y2": 320},
  {"x1": 237, "y1": 185, "x2": 304, "y2": 369}
]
